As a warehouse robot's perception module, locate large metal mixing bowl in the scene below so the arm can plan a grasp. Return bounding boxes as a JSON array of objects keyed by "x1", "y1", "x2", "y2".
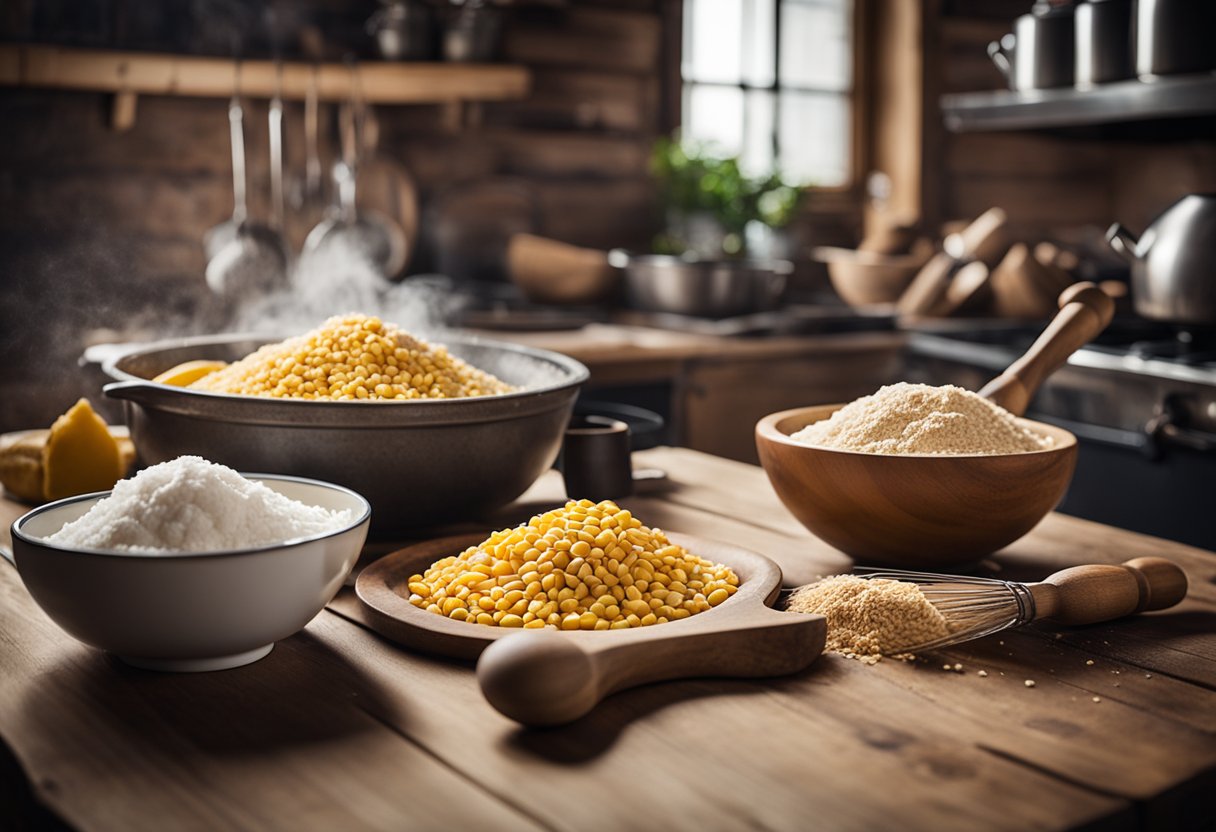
[
  {"x1": 102, "y1": 334, "x2": 588, "y2": 534},
  {"x1": 609, "y1": 251, "x2": 793, "y2": 318}
]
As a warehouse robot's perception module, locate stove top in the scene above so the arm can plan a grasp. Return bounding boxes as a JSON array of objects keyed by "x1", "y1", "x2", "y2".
[{"x1": 911, "y1": 317, "x2": 1216, "y2": 384}]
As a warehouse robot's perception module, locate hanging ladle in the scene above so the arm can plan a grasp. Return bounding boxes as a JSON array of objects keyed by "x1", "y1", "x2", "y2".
[
  {"x1": 300, "y1": 59, "x2": 403, "y2": 282},
  {"x1": 204, "y1": 60, "x2": 290, "y2": 302}
]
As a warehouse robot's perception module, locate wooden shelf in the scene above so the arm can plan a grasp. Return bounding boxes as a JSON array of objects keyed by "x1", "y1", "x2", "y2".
[
  {"x1": 0, "y1": 44, "x2": 531, "y2": 105},
  {"x1": 941, "y1": 72, "x2": 1216, "y2": 132}
]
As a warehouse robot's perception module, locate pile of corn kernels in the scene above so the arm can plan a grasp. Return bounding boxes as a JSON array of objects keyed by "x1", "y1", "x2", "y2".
[
  {"x1": 190, "y1": 314, "x2": 514, "y2": 400},
  {"x1": 408, "y1": 499, "x2": 740, "y2": 629}
]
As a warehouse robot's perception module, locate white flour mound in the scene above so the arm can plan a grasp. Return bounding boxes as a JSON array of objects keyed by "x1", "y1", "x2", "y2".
[
  {"x1": 47, "y1": 456, "x2": 354, "y2": 553},
  {"x1": 791, "y1": 383, "x2": 1052, "y2": 455}
]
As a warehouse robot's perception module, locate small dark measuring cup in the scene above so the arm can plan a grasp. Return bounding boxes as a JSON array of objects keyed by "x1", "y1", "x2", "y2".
[{"x1": 560, "y1": 415, "x2": 633, "y2": 501}]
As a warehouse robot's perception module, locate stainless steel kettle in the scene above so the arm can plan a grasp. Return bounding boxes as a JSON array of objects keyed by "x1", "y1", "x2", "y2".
[{"x1": 1107, "y1": 194, "x2": 1216, "y2": 325}]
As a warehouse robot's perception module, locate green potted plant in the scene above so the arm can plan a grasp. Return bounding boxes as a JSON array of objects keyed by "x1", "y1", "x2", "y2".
[{"x1": 650, "y1": 136, "x2": 804, "y2": 259}]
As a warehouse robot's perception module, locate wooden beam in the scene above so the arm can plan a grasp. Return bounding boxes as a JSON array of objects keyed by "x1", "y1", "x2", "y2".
[{"x1": 0, "y1": 45, "x2": 531, "y2": 105}]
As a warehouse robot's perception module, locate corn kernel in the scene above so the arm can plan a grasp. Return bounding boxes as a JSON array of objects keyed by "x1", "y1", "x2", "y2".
[
  {"x1": 190, "y1": 314, "x2": 514, "y2": 400},
  {"x1": 408, "y1": 499, "x2": 739, "y2": 631}
]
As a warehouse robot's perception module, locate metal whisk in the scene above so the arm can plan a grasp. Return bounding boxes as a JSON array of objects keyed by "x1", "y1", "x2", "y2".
[{"x1": 854, "y1": 557, "x2": 1188, "y2": 654}]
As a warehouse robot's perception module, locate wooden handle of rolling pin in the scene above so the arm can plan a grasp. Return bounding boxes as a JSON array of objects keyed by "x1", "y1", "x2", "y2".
[
  {"x1": 978, "y1": 282, "x2": 1116, "y2": 416},
  {"x1": 476, "y1": 606, "x2": 824, "y2": 727},
  {"x1": 1027, "y1": 557, "x2": 1188, "y2": 626}
]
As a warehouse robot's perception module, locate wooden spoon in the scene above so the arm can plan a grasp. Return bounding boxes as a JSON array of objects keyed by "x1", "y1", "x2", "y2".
[{"x1": 978, "y1": 281, "x2": 1115, "y2": 416}]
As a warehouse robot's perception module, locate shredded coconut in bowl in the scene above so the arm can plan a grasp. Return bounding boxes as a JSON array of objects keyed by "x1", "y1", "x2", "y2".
[
  {"x1": 46, "y1": 456, "x2": 355, "y2": 554},
  {"x1": 790, "y1": 383, "x2": 1052, "y2": 455}
]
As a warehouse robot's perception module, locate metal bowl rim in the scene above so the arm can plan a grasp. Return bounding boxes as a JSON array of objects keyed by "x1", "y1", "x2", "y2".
[
  {"x1": 608, "y1": 249, "x2": 795, "y2": 275},
  {"x1": 101, "y1": 331, "x2": 590, "y2": 412}
]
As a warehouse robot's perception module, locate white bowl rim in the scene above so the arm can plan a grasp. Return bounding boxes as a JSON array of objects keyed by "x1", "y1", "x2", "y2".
[{"x1": 11, "y1": 473, "x2": 372, "y2": 560}]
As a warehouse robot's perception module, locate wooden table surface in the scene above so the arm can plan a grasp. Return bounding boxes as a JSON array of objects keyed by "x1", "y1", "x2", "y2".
[{"x1": 1, "y1": 447, "x2": 1214, "y2": 832}]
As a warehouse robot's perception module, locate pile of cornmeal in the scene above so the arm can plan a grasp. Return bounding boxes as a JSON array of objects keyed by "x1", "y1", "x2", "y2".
[
  {"x1": 791, "y1": 383, "x2": 1051, "y2": 455},
  {"x1": 787, "y1": 575, "x2": 951, "y2": 664}
]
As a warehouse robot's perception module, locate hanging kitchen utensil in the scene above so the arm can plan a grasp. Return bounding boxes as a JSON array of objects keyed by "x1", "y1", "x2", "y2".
[
  {"x1": 354, "y1": 101, "x2": 413, "y2": 279},
  {"x1": 303, "y1": 63, "x2": 324, "y2": 211},
  {"x1": 300, "y1": 59, "x2": 405, "y2": 282},
  {"x1": 202, "y1": 61, "x2": 247, "y2": 263},
  {"x1": 204, "y1": 61, "x2": 289, "y2": 302},
  {"x1": 266, "y1": 59, "x2": 290, "y2": 263},
  {"x1": 1106, "y1": 194, "x2": 1216, "y2": 326}
]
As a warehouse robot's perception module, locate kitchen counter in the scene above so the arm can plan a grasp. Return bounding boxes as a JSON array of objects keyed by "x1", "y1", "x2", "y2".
[
  {"x1": 468, "y1": 322, "x2": 904, "y2": 386},
  {"x1": 1, "y1": 447, "x2": 1214, "y2": 831},
  {"x1": 472, "y1": 326, "x2": 907, "y2": 462}
]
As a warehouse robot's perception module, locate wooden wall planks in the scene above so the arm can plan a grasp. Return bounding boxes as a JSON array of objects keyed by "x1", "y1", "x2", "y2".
[{"x1": 0, "y1": 0, "x2": 668, "y2": 433}]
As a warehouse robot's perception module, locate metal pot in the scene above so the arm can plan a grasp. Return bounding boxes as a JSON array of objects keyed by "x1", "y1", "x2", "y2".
[
  {"x1": 102, "y1": 334, "x2": 588, "y2": 535},
  {"x1": 988, "y1": 3, "x2": 1075, "y2": 91},
  {"x1": 368, "y1": 0, "x2": 434, "y2": 61},
  {"x1": 443, "y1": 2, "x2": 503, "y2": 63},
  {"x1": 1107, "y1": 194, "x2": 1216, "y2": 325},
  {"x1": 1136, "y1": 0, "x2": 1216, "y2": 79},
  {"x1": 608, "y1": 251, "x2": 792, "y2": 319},
  {"x1": 1075, "y1": 0, "x2": 1133, "y2": 87}
]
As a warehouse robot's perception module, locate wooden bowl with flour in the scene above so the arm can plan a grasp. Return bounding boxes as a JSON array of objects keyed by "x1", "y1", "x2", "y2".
[
  {"x1": 755, "y1": 405, "x2": 1077, "y2": 567},
  {"x1": 755, "y1": 282, "x2": 1114, "y2": 568}
]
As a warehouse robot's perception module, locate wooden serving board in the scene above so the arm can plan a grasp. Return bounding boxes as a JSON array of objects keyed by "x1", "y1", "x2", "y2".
[
  {"x1": 356, "y1": 531, "x2": 826, "y2": 724},
  {"x1": 355, "y1": 531, "x2": 825, "y2": 661}
]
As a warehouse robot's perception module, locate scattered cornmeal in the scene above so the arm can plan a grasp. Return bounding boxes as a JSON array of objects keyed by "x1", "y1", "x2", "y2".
[
  {"x1": 1024, "y1": 679, "x2": 1036, "y2": 688},
  {"x1": 977, "y1": 670, "x2": 988, "y2": 678},
  {"x1": 786, "y1": 575, "x2": 950, "y2": 664},
  {"x1": 408, "y1": 499, "x2": 739, "y2": 629},
  {"x1": 191, "y1": 313, "x2": 514, "y2": 400}
]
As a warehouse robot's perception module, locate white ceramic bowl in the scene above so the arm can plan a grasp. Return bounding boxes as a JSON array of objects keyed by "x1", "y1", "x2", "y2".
[{"x1": 10, "y1": 475, "x2": 371, "y2": 672}]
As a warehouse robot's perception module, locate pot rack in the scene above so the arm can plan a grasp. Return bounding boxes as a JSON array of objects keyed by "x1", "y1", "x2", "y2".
[{"x1": 0, "y1": 44, "x2": 531, "y2": 130}]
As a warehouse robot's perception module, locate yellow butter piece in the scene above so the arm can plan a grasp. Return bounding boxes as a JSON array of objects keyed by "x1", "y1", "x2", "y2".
[
  {"x1": 0, "y1": 430, "x2": 48, "y2": 502},
  {"x1": 153, "y1": 359, "x2": 227, "y2": 387},
  {"x1": 42, "y1": 399, "x2": 126, "y2": 502}
]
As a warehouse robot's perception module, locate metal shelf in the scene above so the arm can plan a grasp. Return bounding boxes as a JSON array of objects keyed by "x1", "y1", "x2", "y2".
[{"x1": 941, "y1": 72, "x2": 1216, "y2": 133}]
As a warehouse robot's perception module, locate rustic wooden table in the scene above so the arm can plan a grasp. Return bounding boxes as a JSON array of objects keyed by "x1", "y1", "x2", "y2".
[{"x1": 1, "y1": 447, "x2": 1213, "y2": 831}]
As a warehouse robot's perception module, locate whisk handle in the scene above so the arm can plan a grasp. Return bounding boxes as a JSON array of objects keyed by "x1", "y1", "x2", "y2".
[{"x1": 1030, "y1": 557, "x2": 1188, "y2": 626}]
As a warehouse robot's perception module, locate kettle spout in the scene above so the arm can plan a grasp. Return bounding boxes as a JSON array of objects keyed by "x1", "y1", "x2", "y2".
[{"x1": 1106, "y1": 223, "x2": 1144, "y2": 262}]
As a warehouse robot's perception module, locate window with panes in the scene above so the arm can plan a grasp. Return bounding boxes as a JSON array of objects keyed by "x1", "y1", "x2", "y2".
[{"x1": 681, "y1": 0, "x2": 853, "y2": 186}]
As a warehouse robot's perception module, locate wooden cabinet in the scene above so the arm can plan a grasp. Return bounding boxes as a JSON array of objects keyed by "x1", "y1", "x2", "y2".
[{"x1": 678, "y1": 343, "x2": 903, "y2": 463}]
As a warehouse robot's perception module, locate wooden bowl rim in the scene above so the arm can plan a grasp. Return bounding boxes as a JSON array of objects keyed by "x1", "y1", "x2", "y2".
[
  {"x1": 355, "y1": 531, "x2": 784, "y2": 659},
  {"x1": 756, "y1": 403, "x2": 1077, "y2": 460}
]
